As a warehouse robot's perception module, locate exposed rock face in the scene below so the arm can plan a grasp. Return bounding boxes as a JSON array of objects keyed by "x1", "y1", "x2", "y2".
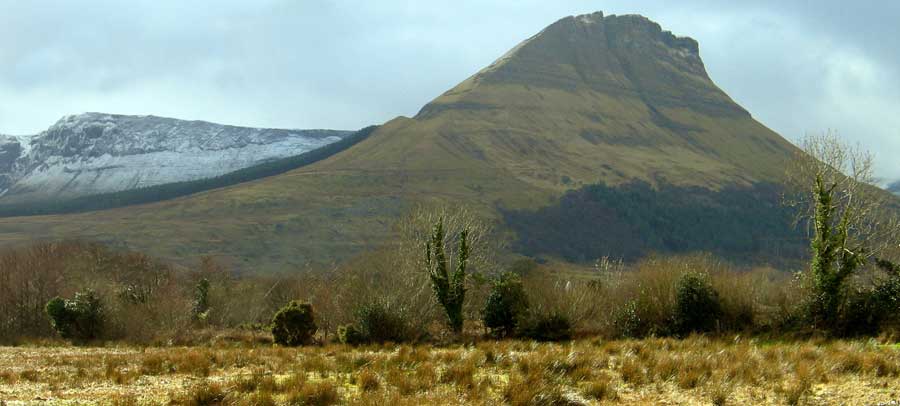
[
  {"x1": 0, "y1": 136, "x2": 22, "y2": 194},
  {"x1": 0, "y1": 113, "x2": 348, "y2": 203},
  {"x1": 420, "y1": 12, "x2": 733, "y2": 118}
]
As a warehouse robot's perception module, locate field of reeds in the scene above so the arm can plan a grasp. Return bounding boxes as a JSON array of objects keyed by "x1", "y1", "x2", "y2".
[{"x1": 2, "y1": 336, "x2": 900, "y2": 405}]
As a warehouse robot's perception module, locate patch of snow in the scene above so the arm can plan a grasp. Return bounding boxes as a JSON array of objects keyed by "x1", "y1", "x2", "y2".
[{"x1": 0, "y1": 113, "x2": 350, "y2": 202}]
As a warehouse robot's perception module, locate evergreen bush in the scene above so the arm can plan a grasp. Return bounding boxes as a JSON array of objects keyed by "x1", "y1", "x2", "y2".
[
  {"x1": 338, "y1": 302, "x2": 413, "y2": 345},
  {"x1": 482, "y1": 272, "x2": 530, "y2": 338},
  {"x1": 45, "y1": 289, "x2": 105, "y2": 341},
  {"x1": 672, "y1": 272, "x2": 722, "y2": 335},
  {"x1": 271, "y1": 301, "x2": 317, "y2": 346},
  {"x1": 518, "y1": 312, "x2": 572, "y2": 342}
]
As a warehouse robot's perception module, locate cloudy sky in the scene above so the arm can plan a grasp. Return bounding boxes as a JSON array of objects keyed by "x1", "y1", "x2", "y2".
[{"x1": 2, "y1": 1, "x2": 899, "y2": 180}]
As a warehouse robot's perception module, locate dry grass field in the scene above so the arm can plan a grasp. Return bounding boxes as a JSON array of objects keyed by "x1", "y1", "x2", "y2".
[{"x1": 2, "y1": 336, "x2": 899, "y2": 405}]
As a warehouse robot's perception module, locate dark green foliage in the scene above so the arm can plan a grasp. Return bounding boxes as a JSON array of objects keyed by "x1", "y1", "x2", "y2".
[
  {"x1": 192, "y1": 278, "x2": 211, "y2": 322},
  {"x1": 45, "y1": 297, "x2": 73, "y2": 339},
  {"x1": 482, "y1": 272, "x2": 530, "y2": 338},
  {"x1": 517, "y1": 313, "x2": 572, "y2": 342},
  {"x1": 837, "y1": 284, "x2": 900, "y2": 337},
  {"x1": 876, "y1": 258, "x2": 900, "y2": 276},
  {"x1": 425, "y1": 218, "x2": 470, "y2": 333},
  {"x1": 835, "y1": 275, "x2": 900, "y2": 336},
  {"x1": 45, "y1": 289, "x2": 105, "y2": 341},
  {"x1": 0, "y1": 126, "x2": 378, "y2": 218},
  {"x1": 502, "y1": 181, "x2": 806, "y2": 265},
  {"x1": 271, "y1": 301, "x2": 317, "y2": 346},
  {"x1": 673, "y1": 272, "x2": 722, "y2": 335},
  {"x1": 806, "y1": 174, "x2": 866, "y2": 329},
  {"x1": 338, "y1": 302, "x2": 413, "y2": 345},
  {"x1": 337, "y1": 324, "x2": 366, "y2": 346}
]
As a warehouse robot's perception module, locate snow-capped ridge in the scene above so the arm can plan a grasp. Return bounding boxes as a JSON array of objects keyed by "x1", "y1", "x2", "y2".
[{"x1": 0, "y1": 113, "x2": 350, "y2": 204}]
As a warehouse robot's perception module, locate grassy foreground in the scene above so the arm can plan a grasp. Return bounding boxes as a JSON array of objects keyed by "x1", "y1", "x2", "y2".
[{"x1": 2, "y1": 336, "x2": 899, "y2": 405}]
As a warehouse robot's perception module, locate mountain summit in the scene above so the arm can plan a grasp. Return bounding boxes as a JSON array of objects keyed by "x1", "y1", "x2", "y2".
[
  {"x1": 0, "y1": 13, "x2": 801, "y2": 271},
  {"x1": 326, "y1": 12, "x2": 795, "y2": 193}
]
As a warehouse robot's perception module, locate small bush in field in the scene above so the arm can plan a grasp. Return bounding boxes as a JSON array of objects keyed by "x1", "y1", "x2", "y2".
[
  {"x1": 271, "y1": 301, "x2": 317, "y2": 346},
  {"x1": 837, "y1": 278, "x2": 900, "y2": 336},
  {"x1": 45, "y1": 289, "x2": 105, "y2": 341},
  {"x1": 673, "y1": 272, "x2": 722, "y2": 335},
  {"x1": 483, "y1": 272, "x2": 530, "y2": 338},
  {"x1": 518, "y1": 312, "x2": 572, "y2": 342},
  {"x1": 339, "y1": 302, "x2": 413, "y2": 345},
  {"x1": 337, "y1": 324, "x2": 366, "y2": 345}
]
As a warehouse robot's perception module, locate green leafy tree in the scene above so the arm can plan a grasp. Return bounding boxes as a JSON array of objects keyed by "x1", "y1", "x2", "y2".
[
  {"x1": 482, "y1": 272, "x2": 530, "y2": 338},
  {"x1": 271, "y1": 301, "x2": 317, "y2": 346},
  {"x1": 424, "y1": 218, "x2": 470, "y2": 333}
]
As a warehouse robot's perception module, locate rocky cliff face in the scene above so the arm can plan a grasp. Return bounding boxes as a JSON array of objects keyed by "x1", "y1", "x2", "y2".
[{"x1": 0, "y1": 113, "x2": 348, "y2": 203}]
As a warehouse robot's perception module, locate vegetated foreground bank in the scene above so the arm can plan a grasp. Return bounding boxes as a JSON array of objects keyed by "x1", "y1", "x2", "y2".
[{"x1": 2, "y1": 337, "x2": 900, "y2": 405}]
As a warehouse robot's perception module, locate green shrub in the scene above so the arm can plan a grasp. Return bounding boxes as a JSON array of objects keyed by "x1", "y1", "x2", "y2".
[
  {"x1": 337, "y1": 324, "x2": 366, "y2": 345},
  {"x1": 271, "y1": 301, "x2": 317, "y2": 346},
  {"x1": 482, "y1": 272, "x2": 530, "y2": 338},
  {"x1": 837, "y1": 278, "x2": 900, "y2": 336},
  {"x1": 192, "y1": 278, "x2": 211, "y2": 322},
  {"x1": 338, "y1": 302, "x2": 413, "y2": 345},
  {"x1": 673, "y1": 272, "x2": 722, "y2": 335},
  {"x1": 518, "y1": 312, "x2": 572, "y2": 342},
  {"x1": 45, "y1": 289, "x2": 105, "y2": 342}
]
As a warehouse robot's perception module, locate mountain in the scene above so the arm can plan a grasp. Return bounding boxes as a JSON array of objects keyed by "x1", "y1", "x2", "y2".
[
  {"x1": 0, "y1": 12, "x2": 802, "y2": 272},
  {"x1": 889, "y1": 180, "x2": 900, "y2": 196},
  {"x1": 0, "y1": 113, "x2": 349, "y2": 204}
]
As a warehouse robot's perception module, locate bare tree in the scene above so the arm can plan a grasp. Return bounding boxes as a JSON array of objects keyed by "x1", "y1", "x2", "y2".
[
  {"x1": 786, "y1": 131, "x2": 900, "y2": 262},
  {"x1": 785, "y1": 131, "x2": 900, "y2": 326}
]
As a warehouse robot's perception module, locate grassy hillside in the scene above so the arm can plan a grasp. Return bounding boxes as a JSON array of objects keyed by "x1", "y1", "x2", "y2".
[{"x1": 0, "y1": 13, "x2": 802, "y2": 272}]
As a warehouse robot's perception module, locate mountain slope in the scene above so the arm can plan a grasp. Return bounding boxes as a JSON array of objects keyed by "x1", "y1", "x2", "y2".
[
  {"x1": 889, "y1": 180, "x2": 900, "y2": 196},
  {"x1": 0, "y1": 113, "x2": 348, "y2": 204},
  {"x1": 0, "y1": 12, "x2": 801, "y2": 272}
]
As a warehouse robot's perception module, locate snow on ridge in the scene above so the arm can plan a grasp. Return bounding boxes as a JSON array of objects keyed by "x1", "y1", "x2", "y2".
[{"x1": 0, "y1": 113, "x2": 351, "y2": 203}]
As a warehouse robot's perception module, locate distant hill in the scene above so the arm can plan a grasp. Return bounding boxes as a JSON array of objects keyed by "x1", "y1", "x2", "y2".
[
  {"x1": 0, "y1": 126, "x2": 377, "y2": 217},
  {"x1": 0, "y1": 113, "x2": 349, "y2": 205},
  {"x1": 0, "y1": 12, "x2": 804, "y2": 272},
  {"x1": 889, "y1": 180, "x2": 900, "y2": 196}
]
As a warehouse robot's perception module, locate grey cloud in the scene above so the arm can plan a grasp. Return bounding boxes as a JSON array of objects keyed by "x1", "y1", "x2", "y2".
[{"x1": 0, "y1": 0, "x2": 898, "y2": 178}]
